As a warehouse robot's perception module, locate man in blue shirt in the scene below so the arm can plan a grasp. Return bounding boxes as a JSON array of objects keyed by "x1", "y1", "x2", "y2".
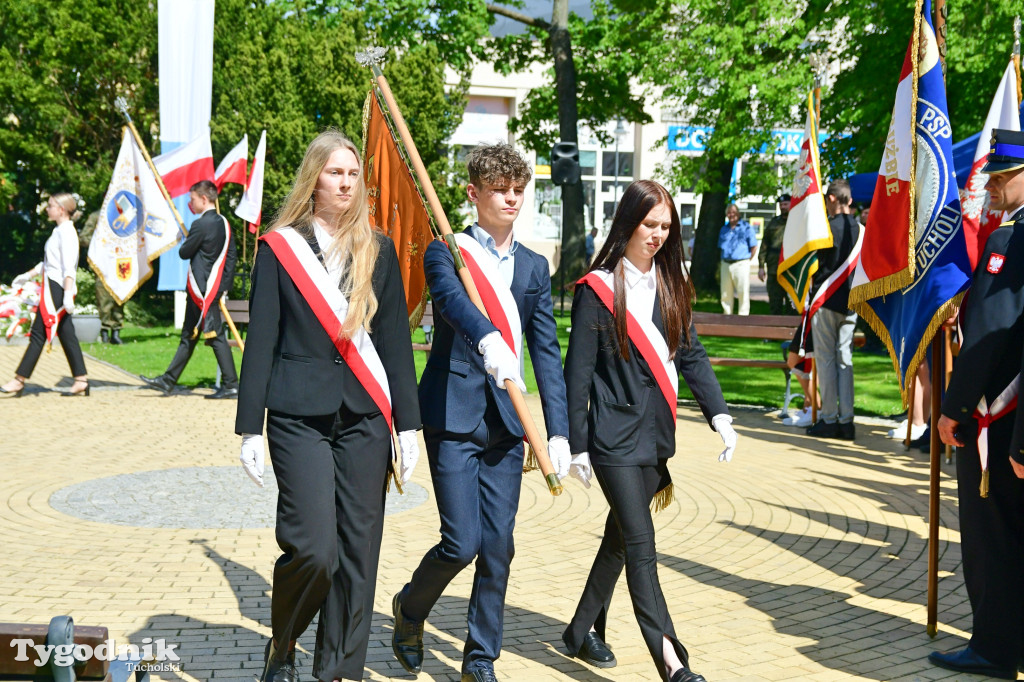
[
  {"x1": 718, "y1": 203, "x2": 758, "y2": 315},
  {"x1": 585, "y1": 227, "x2": 597, "y2": 265}
]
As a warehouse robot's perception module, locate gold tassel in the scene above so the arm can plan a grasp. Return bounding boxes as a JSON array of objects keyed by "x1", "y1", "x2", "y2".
[
  {"x1": 980, "y1": 468, "x2": 989, "y2": 498},
  {"x1": 650, "y1": 483, "x2": 674, "y2": 513},
  {"x1": 523, "y1": 443, "x2": 539, "y2": 472},
  {"x1": 387, "y1": 461, "x2": 404, "y2": 495}
]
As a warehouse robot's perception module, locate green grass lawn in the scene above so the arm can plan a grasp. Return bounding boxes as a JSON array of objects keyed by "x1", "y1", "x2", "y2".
[{"x1": 92, "y1": 299, "x2": 904, "y2": 417}]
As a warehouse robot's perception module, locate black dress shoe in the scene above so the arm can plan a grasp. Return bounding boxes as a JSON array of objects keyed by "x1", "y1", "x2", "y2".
[
  {"x1": 140, "y1": 374, "x2": 174, "y2": 395},
  {"x1": 110, "y1": 329, "x2": 123, "y2": 345},
  {"x1": 806, "y1": 420, "x2": 840, "y2": 438},
  {"x1": 669, "y1": 669, "x2": 707, "y2": 682},
  {"x1": 837, "y1": 421, "x2": 855, "y2": 441},
  {"x1": 205, "y1": 386, "x2": 238, "y2": 400},
  {"x1": 260, "y1": 640, "x2": 298, "y2": 682},
  {"x1": 573, "y1": 632, "x2": 616, "y2": 668},
  {"x1": 928, "y1": 646, "x2": 1017, "y2": 679},
  {"x1": 392, "y1": 591, "x2": 424, "y2": 674},
  {"x1": 461, "y1": 669, "x2": 498, "y2": 682}
]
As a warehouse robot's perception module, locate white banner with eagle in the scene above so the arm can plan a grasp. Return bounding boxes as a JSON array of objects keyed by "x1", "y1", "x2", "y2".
[{"x1": 87, "y1": 128, "x2": 181, "y2": 304}]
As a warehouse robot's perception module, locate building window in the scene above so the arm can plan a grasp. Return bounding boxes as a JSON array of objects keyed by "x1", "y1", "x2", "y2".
[{"x1": 601, "y1": 151, "x2": 633, "y2": 178}]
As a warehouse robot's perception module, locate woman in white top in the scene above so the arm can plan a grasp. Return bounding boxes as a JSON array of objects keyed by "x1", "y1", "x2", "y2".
[{"x1": 1, "y1": 193, "x2": 89, "y2": 397}]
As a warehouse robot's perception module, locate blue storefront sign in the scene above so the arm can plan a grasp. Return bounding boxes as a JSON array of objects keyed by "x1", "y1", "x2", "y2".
[{"x1": 668, "y1": 125, "x2": 822, "y2": 156}]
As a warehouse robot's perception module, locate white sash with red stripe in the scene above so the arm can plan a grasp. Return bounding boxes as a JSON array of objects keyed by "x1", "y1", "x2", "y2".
[
  {"x1": 262, "y1": 227, "x2": 394, "y2": 431},
  {"x1": 453, "y1": 232, "x2": 522, "y2": 359},
  {"x1": 973, "y1": 373, "x2": 1020, "y2": 476},
  {"x1": 807, "y1": 224, "x2": 865, "y2": 319},
  {"x1": 186, "y1": 214, "x2": 231, "y2": 335},
  {"x1": 38, "y1": 279, "x2": 66, "y2": 348},
  {"x1": 579, "y1": 269, "x2": 679, "y2": 422}
]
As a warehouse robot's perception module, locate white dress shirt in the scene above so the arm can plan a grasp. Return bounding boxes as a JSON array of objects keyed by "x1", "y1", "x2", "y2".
[
  {"x1": 622, "y1": 257, "x2": 658, "y2": 323},
  {"x1": 467, "y1": 223, "x2": 518, "y2": 286},
  {"x1": 312, "y1": 219, "x2": 344, "y2": 287},
  {"x1": 42, "y1": 220, "x2": 79, "y2": 285}
]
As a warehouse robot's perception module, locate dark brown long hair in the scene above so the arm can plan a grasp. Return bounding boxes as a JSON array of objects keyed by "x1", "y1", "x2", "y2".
[{"x1": 590, "y1": 179, "x2": 693, "y2": 360}]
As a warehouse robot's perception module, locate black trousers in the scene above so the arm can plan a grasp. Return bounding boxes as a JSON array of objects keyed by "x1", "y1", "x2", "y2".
[
  {"x1": 266, "y1": 405, "x2": 391, "y2": 682},
  {"x1": 564, "y1": 459, "x2": 689, "y2": 682},
  {"x1": 16, "y1": 279, "x2": 87, "y2": 379},
  {"x1": 955, "y1": 417, "x2": 1024, "y2": 669},
  {"x1": 163, "y1": 298, "x2": 237, "y2": 387}
]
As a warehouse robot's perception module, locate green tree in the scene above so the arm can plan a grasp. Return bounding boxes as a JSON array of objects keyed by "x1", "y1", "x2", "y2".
[{"x1": 0, "y1": 0, "x2": 159, "y2": 280}]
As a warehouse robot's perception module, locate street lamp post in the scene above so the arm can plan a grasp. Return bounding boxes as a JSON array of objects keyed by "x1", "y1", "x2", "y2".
[{"x1": 612, "y1": 119, "x2": 628, "y2": 223}]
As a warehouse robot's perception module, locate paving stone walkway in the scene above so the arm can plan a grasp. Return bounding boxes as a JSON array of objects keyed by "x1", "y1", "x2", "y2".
[{"x1": 0, "y1": 345, "x2": 992, "y2": 680}]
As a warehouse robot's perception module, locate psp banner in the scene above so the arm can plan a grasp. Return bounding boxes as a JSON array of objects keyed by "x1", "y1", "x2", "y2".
[{"x1": 87, "y1": 129, "x2": 180, "y2": 304}]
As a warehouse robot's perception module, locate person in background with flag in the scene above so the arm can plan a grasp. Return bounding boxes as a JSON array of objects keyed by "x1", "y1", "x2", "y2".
[
  {"x1": 390, "y1": 143, "x2": 570, "y2": 682},
  {"x1": 561, "y1": 179, "x2": 735, "y2": 682},
  {"x1": 932, "y1": 128, "x2": 1024, "y2": 681},
  {"x1": 79, "y1": 210, "x2": 125, "y2": 344},
  {"x1": 140, "y1": 180, "x2": 238, "y2": 398},
  {"x1": 758, "y1": 194, "x2": 791, "y2": 315},
  {"x1": 236, "y1": 130, "x2": 420, "y2": 682},
  {"x1": 718, "y1": 204, "x2": 757, "y2": 315},
  {"x1": 1, "y1": 192, "x2": 89, "y2": 397},
  {"x1": 805, "y1": 179, "x2": 860, "y2": 441}
]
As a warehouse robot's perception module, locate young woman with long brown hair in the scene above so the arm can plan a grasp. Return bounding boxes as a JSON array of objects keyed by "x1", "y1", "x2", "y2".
[
  {"x1": 562, "y1": 179, "x2": 737, "y2": 682},
  {"x1": 235, "y1": 130, "x2": 420, "y2": 682}
]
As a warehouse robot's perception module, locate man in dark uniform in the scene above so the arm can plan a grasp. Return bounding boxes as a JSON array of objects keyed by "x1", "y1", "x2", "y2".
[
  {"x1": 141, "y1": 180, "x2": 239, "y2": 399},
  {"x1": 758, "y1": 193, "x2": 791, "y2": 314},
  {"x1": 931, "y1": 129, "x2": 1024, "y2": 680}
]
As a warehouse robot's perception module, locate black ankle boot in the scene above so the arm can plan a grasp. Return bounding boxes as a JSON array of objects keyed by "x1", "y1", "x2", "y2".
[
  {"x1": 100, "y1": 329, "x2": 109, "y2": 343},
  {"x1": 110, "y1": 329, "x2": 123, "y2": 345}
]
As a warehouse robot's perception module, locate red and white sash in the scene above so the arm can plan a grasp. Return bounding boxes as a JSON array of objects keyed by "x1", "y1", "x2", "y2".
[
  {"x1": 807, "y1": 223, "x2": 865, "y2": 319},
  {"x1": 186, "y1": 214, "x2": 231, "y2": 335},
  {"x1": 454, "y1": 232, "x2": 523, "y2": 360},
  {"x1": 261, "y1": 227, "x2": 394, "y2": 431},
  {"x1": 37, "y1": 279, "x2": 66, "y2": 348},
  {"x1": 578, "y1": 269, "x2": 679, "y2": 422},
  {"x1": 973, "y1": 374, "x2": 1019, "y2": 478}
]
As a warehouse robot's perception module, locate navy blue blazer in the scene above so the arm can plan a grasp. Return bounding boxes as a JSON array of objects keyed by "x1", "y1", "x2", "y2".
[{"x1": 418, "y1": 238, "x2": 569, "y2": 439}]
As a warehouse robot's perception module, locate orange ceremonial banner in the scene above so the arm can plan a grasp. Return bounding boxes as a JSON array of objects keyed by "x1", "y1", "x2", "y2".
[{"x1": 362, "y1": 88, "x2": 433, "y2": 328}]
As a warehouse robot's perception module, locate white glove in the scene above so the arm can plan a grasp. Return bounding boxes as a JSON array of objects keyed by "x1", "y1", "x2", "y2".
[
  {"x1": 712, "y1": 414, "x2": 737, "y2": 462},
  {"x1": 548, "y1": 436, "x2": 570, "y2": 480},
  {"x1": 478, "y1": 331, "x2": 526, "y2": 392},
  {"x1": 62, "y1": 290, "x2": 75, "y2": 315},
  {"x1": 398, "y1": 430, "x2": 419, "y2": 484},
  {"x1": 12, "y1": 266, "x2": 38, "y2": 286},
  {"x1": 569, "y1": 452, "x2": 592, "y2": 488},
  {"x1": 239, "y1": 434, "x2": 265, "y2": 487}
]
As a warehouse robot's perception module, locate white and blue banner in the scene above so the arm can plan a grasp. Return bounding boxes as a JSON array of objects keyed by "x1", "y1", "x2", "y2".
[
  {"x1": 156, "y1": 0, "x2": 215, "y2": 292},
  {"x1": 850, "y1": 0, "x2": 972, "y2": 397}
]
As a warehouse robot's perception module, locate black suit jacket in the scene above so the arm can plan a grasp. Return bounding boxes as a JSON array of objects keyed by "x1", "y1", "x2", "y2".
[
  {"x1": 810, "y1": 214, "x2": 860, "y2": 313},
  {"x1": 564, "y1": 281, "x2": 728, "y2": 466},
  {"x1": 945, "y1": 209, "x2": 1024, "y2": 450},
  {"x1": 235, "y1": 230, "x2": 420, "y2": 436},
  {"x1": 179, "y1": 209, "x2": 237, "y2": 295}
]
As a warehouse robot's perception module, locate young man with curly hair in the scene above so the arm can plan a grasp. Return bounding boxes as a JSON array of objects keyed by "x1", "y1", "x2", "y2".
[{"x1": 390, "y1": 143, "x2": 570, "y2": 682}]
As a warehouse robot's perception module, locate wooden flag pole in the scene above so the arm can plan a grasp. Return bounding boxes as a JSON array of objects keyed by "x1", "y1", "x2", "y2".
[
  {"x1": 114, "y1": 97, "x2": 189, "y2": 238},
  {"x1": 1014, "y1": 16, "x2": 1022, "y2": 105},
  {"x1": 356, "y1": 47, "x2": 562, "y2": 496},
  {"x1": 926, "y1": 0, "x2": 947, "y2": 640}
]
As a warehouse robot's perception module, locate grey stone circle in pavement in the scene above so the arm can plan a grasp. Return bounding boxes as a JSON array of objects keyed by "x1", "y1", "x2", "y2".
[{"x1": 49, "y1": 466, "x2": 428, "y2": 529}]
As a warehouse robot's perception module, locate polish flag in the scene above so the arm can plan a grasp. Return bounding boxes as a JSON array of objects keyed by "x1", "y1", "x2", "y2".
[
  {"x1": 235, "y1": 130, "x2": 266, "y2": 233},
  {"x1": 214, "y1": 134, "x2": 248, "y2": 190},
  {"x1": 152, "y1": 127, "x2": 215, "y2": 198},
  {"x1": 960, "y1": 60, "x2": 1020, "y2": 270}
]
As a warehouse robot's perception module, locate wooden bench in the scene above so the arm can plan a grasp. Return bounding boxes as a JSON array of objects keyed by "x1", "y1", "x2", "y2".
[
  {"x1": 0, "y1": 618, "x2": 147, "y2": 681},
  {"x1": 223, "y1": 299, "x2": 249, "y2": 348}
]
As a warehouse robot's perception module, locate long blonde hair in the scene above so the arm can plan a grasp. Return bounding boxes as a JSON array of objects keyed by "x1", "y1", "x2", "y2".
[{"x1": 270, "y1": 130, "x2": 380, "y2": 337}]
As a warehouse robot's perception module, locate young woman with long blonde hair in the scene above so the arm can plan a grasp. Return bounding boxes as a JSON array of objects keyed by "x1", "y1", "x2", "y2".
[{"x1": 235, "y1": 130, "x2": 421, "y2": 682}]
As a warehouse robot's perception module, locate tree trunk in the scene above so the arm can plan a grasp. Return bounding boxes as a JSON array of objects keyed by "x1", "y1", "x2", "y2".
[
  {"x1": 691, "y1": 153, "x2": 735, "y2": 295},
  {"x1": 550, "y1": 0, "x2": 587, "y2": 288}
]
